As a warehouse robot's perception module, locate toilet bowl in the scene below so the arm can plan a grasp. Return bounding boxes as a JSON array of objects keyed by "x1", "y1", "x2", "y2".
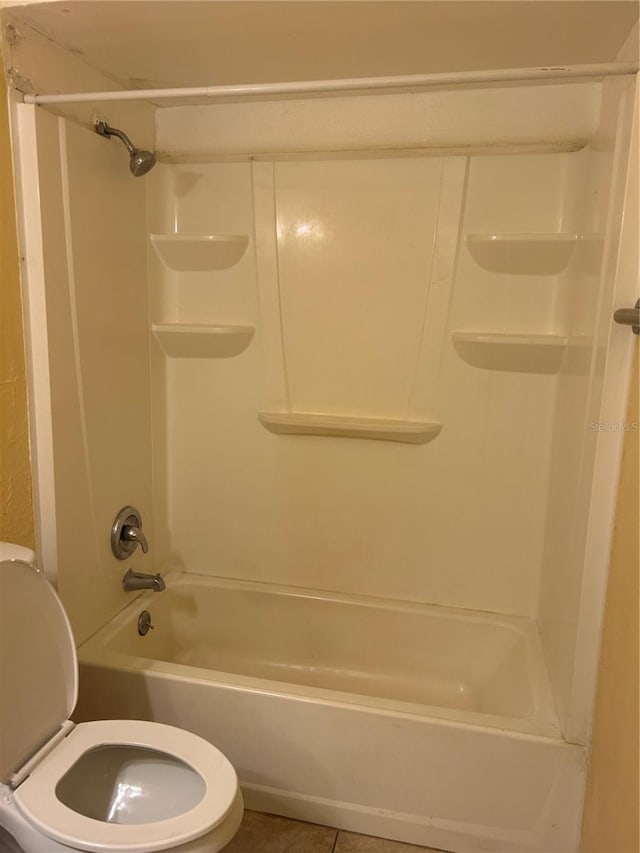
[{"x1": 0, "y1": 544, "x2": 244, "y2": 853}]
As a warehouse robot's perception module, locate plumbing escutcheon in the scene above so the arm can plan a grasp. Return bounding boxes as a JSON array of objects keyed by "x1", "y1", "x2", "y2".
[{"x1": 111, "y1": 505, "x2": 147, "y2": 560}]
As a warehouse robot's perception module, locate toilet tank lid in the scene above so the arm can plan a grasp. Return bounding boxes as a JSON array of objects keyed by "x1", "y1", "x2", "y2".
[
  {"x1": 0, "y1": 557, "x2": 78, "y2": 784},
  {"x1": 0, "y1": 542, "x2": 36, "y2": 565}
]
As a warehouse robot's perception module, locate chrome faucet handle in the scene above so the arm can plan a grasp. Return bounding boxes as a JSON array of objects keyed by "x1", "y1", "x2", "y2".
[
  {"x1": 121, "y1": 524, "x2": 149, "y2": 554},
  {"x1": 111, "y1": 506, "x2": 150, "y2": 560}
]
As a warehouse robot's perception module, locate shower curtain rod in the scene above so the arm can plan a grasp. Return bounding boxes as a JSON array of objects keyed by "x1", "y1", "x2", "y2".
[{"x1": 22, "y1": 62, "x2": 638, "y2": 105}]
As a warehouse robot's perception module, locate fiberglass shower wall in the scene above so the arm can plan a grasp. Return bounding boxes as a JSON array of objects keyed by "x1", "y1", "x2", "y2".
[
  {"x1": 147, "y1": 149, "x2": 571, "y2": 615},
  {"x1": 11, "y1": 100, "x2": 155, "y2": 645},
  {"x1": 145, "y1": 76, "x2": 636, "y2": 741}
]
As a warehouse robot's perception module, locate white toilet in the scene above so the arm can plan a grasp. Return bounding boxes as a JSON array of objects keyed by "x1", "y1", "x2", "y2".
[{"x1": 0, "y1": 544, "x2": 244, "y2": 853}]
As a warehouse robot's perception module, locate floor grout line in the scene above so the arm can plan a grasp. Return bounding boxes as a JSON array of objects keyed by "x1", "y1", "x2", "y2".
[{"x1": 330, "y1": 830, "x2": 339, "y2": 853}]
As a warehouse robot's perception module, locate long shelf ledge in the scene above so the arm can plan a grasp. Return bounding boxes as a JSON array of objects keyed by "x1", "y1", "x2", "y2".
[
  {"x1": 152, "y1": 323, "x2": 254, "y2": 358},
  {"x1": 466, "y1": 232, "x2": 578, "y2": 274},
  {"x1": 150, "y1": 233, "x2": 249, "y2": 271},
  {"x1": 258, "y1": 412, "x2": 442, "y2": 444}
]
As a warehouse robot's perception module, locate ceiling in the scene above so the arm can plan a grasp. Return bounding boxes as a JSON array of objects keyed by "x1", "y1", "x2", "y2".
[{"x1": 4, "y1": 1, "x2": 639, "y2": 92}]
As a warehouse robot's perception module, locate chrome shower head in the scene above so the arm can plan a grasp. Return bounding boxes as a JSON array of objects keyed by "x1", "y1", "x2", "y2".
[
  {"x1": 129, "y1": 147, "x2": 157, "y2": 177},
  {"x1": 95, "y1": 120, "x2": 156, "y2": 177}
]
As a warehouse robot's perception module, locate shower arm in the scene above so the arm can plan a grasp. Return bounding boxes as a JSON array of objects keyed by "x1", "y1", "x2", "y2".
[{"x1": 95, "y1": 121, "x2": 136, "y2": 154}]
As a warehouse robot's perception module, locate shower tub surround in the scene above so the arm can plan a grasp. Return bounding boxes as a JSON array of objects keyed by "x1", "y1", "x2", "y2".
[
  {"x1": 4, "y1": 10, "x2": 637, "y2": 853},
  {"x1": 11, "y1": 75, "x2": 636, "y2": 853},
  {"x1": 76, "y1": 573, "x2": 585, "y2": 853}
]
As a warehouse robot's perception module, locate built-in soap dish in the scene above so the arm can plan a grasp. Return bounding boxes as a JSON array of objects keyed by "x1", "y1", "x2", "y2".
[
  {"x1": 152, "y1": 323, "x2": 254, "y2": 358},
  {"x1": 466, "y1": 233, "x2": 578, "y2": 274},
  {"x1": 150, "y1": 234, "x2": 249, "y2": 271},
  {"x1": 452, "y1": 331, "x2": 570, "y2": 347},
  {"x1": 452, "y1": 330, "x2": 570, "y2": 374}
]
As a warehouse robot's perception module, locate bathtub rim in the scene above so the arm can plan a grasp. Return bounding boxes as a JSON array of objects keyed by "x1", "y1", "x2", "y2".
[{"x1": 77, "y1": 571, "x2": 562, "y2": 740}]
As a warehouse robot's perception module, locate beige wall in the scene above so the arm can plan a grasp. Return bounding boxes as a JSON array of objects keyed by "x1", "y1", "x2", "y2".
[
  {"x1": 581, "y1": 343, "x2": 639, "y2": 853},
  {"x1": 0, "y1": 69, "x2": 34, "y2": 548}
]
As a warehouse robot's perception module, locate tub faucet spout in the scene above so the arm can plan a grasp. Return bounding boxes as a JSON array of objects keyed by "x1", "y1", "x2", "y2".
[{"x1": 122, "y1": 568, "x2": 166, "y2": 592}]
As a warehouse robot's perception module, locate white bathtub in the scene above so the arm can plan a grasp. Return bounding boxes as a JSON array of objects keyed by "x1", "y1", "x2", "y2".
[{"x1": 76, "y1": 573, "x2": 586, "y2": 852}]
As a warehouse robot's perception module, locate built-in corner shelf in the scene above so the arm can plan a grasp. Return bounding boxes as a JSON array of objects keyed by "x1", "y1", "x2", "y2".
[
  {"x1": 152, "y1": 324, "x2": 254, "y2": 358},
  {"x1": 258, "y1": 412, "x2": 442, "y2": 444},
  {"x1": 452, "y1": 331, "x2": 569, "y2": 348},
  {"x1": 466, "y1": 233, "x2": 578, "y2": 274},
  {"x1": 150, "y1": 234, "x2": 249, "y2": 271},
  {"x1": 452, "y1": 331, "x2": 570, "y2": 374}
]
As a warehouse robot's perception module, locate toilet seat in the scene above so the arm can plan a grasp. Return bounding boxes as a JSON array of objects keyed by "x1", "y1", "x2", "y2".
[
  {"x1": 1, "y1": 551, "x2": 242, "y2": 853},
  {"x1": 13, "y1": 719, "x2": 239, "y2": 853}
]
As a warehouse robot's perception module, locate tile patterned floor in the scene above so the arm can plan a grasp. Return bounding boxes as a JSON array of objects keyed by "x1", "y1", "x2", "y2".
[
  {"x1": 224, "y1": 810, "x2": 442, "y2": 852},
  {"x1": 334, "y1": 832, "x2": 435, "y2": 852}
]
